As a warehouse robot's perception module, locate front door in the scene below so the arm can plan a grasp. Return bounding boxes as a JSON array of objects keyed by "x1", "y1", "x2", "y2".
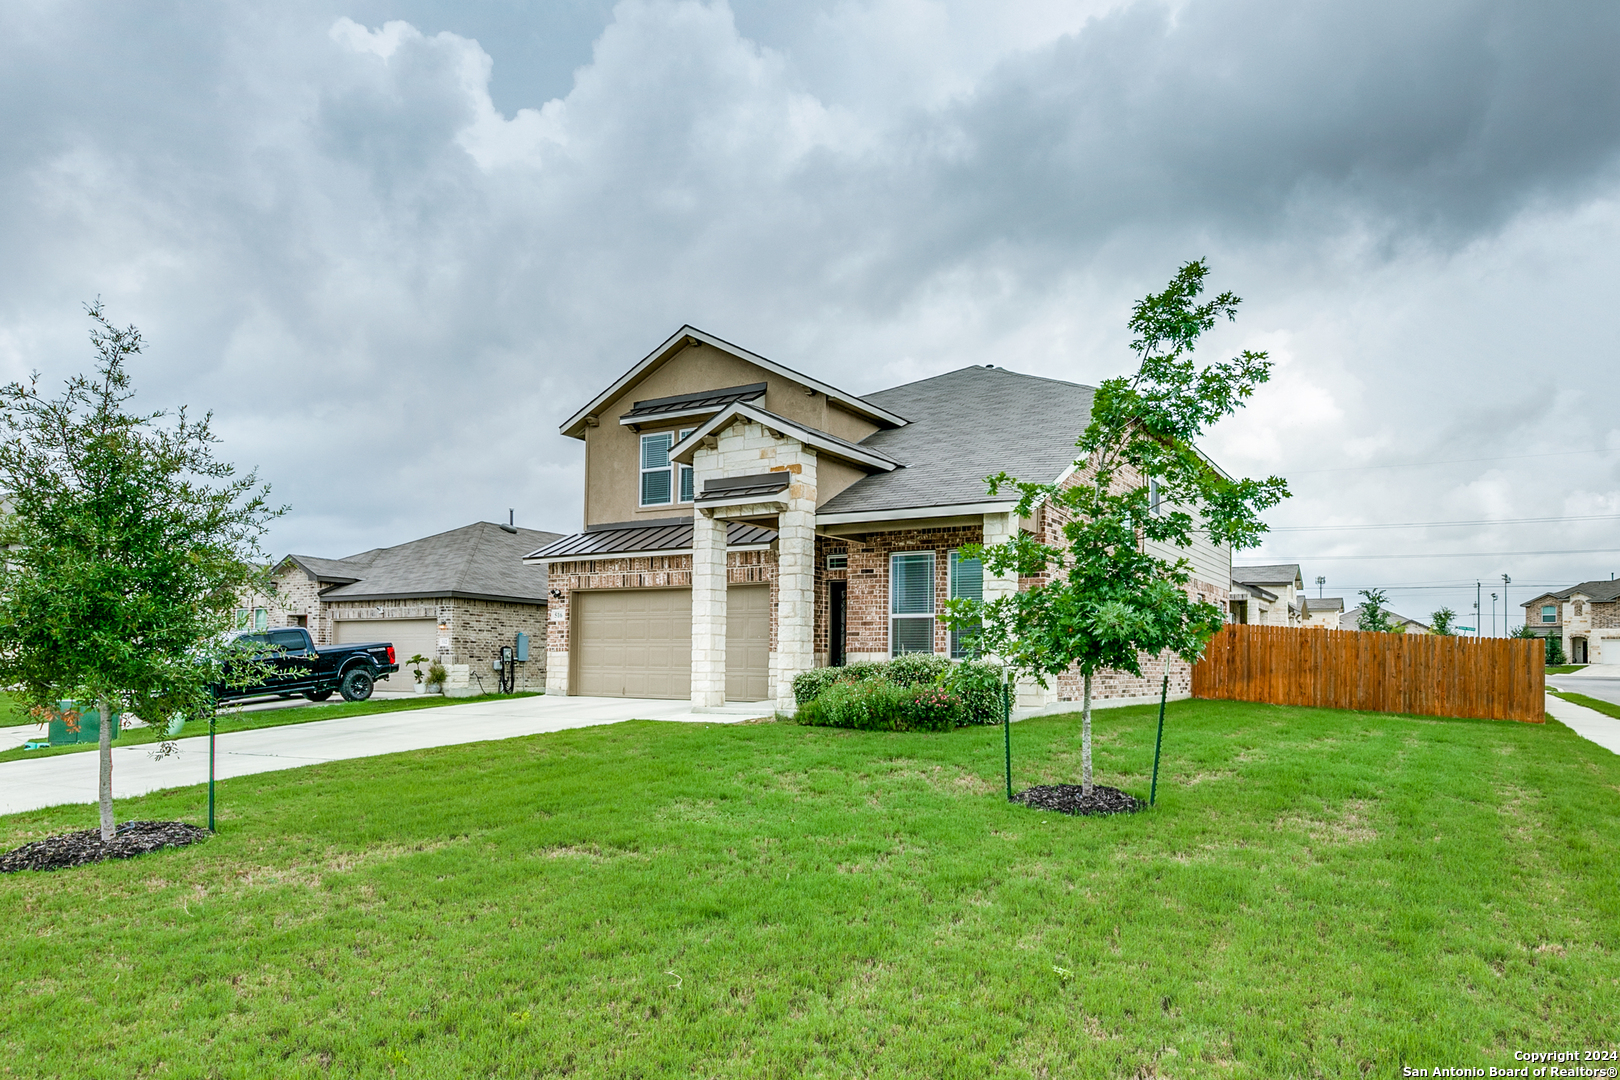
[{"x1": 829, "y1": 580, "x2": 847, "y2": 667}]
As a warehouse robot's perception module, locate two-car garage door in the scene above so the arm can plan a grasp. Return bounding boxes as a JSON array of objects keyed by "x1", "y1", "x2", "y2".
[{"x1": 571, "y1": 586, "x2": 769, "y2": 701}]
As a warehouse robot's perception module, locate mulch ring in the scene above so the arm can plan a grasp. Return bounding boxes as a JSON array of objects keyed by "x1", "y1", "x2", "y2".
[
  {"x1": 0, "y1": 821, "x2": 210, "y2": 873},
  {"x1": 1012, "y1": 784, "x2": 1146, "y2": 817}
]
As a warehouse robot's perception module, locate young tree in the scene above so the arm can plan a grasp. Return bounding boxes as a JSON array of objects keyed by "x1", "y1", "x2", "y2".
[
  {"x1": 0, "y1": 303, "x2": 283, "y2": 840},
  {"x1": 945, "y1": 260, "x2": 1288, "y2": 797},
  {"x1": 1430, "y1": 606, "x2": 1457, "y2": 635},
  {"x1": 1356, "y1": 588, "x2": 1400, "y2": 634}
]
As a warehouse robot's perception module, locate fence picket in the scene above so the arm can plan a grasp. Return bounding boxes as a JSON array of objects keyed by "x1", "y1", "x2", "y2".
[{"x1": 1191, "y1": 626, "x2": 1544, "y2": 723}]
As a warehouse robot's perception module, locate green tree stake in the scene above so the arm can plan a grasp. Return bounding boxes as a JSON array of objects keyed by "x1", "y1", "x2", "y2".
[
  {"x1": 1151, "y1": 673, "x2": 1168, "y2": 806},
  {"x1": 1003, "y1": 676, "x2": 1012, "y2": 802},
  {"x1": 208, "y1": 711, "x2": 216, "y2": 832}
]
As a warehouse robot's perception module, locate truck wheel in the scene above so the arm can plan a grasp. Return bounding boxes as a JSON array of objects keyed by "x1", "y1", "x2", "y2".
[
  {"x1": 339, "y1": 669, "x2": 374, "y2": 702},
  {"x1": 303, "y1": 689, "x2": 334, "y2": 702}
]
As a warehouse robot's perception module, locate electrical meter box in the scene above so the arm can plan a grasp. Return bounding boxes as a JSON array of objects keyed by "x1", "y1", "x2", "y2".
[{"x1": 514, "y1": 631, "x2": 529, "y2": 662}]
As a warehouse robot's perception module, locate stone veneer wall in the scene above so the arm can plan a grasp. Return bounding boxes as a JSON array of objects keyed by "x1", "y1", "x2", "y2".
[{"x1": 323, "y1": 596, "x2": 548, "y2": 692}]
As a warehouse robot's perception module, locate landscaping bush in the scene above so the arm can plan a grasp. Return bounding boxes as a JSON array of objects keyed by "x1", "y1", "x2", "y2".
[
  {"x1": 1546, "y1": 637, "x2": 1567, "y2": 666},
  {"x1": 883, "y1": 653, "x2": 954, "y2": 688},
  {"x1": 944, "y1": 660, "x2": 1005, "y2": 725},
  {"x1": 797, "y1": 679, "x2": 962, "y2": 732}
]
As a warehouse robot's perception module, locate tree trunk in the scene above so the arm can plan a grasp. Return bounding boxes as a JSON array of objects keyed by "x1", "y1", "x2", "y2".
[
  {"x1": 98, "y1": 699, "x2": 115, "y2": 842},
  {"x1": 1081, "y1": 672, "x2": 1093, "y2": 797}
]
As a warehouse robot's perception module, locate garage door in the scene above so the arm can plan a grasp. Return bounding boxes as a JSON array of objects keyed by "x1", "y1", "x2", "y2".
[
  {"x1": 573, "y1": 589, "x2": 693, "y2": 699},
  {"x1": 726, "y1": 585, "x2": 770, "y2": 702},
  {"x1": 336, "y1": 619, "x2": 438, "y2": 678}
]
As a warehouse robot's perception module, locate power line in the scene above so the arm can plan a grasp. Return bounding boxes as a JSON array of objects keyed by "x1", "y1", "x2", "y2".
[
  {"x1": 1268, "y1": 513, "x2": 1620, "y2": 533},
  {"x1": 1289, "y1": 447, "x2": 1616, "y2": 475},
  {"x1": 1254, "y1": 547, "x2": 1620, "y2": 561}
]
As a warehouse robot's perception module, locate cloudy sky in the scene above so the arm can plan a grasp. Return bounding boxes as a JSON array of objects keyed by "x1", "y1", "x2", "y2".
[{"x1": 4, "y1": 0, "x2": 1618, "y2": 631}]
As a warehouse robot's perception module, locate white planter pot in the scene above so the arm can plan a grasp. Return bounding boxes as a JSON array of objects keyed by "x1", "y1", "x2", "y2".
[{"x1": 414, "y1": 681, "x2": 427, "y2": 695}]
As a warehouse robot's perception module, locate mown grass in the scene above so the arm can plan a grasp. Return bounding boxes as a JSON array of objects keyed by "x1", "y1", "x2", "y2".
[
  {"x1": 1, "y1": 700, "x2": 1616, "y2": 1078},
  {"x1": 0, "y1": 693, "x2": 540, "y2": 764},
  {"x1": 1549, "y1": 688, "x2": 1620, "y2": 722},
  {"x1": 1546, "y1": 665, "x2": 1588, "y2": 674}
]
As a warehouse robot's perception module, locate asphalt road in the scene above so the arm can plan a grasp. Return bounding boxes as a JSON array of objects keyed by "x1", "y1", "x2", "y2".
[{"x1": 1547, "y1": 676, "x2": 1620, "y2": 708}]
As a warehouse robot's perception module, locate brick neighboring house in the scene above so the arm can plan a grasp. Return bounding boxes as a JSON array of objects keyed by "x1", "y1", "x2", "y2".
[
  {"x1": 1521, "y1": 580, "x2": 1620, "y2": 664},
  {"x1": 1229, "y1": 564, "x2": 1304, "y2": 626},
  {"x1": 525, "y1": 325, "x2": 1234, "y2": 713},
  {"x1": 239, "y1": 521, "x2": 562, "y2": 693}
]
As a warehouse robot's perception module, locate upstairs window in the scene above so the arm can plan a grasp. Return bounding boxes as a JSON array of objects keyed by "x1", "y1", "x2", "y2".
[
  {"x1": 1542, "y1": 605, "x2": 1557, "y2": 624},
  {"x1": 949, "y1": 549, "x2": 983, "y2": 659},
  {"x1": 890, "y1": 552, "x2": 935, "y2": 655},
  {"x1": 640, "y1": 430, "x2": 695, "y2": 507},
  {"x1": 1148, "y1": 477, "x2": 1163, "y2": 515}
]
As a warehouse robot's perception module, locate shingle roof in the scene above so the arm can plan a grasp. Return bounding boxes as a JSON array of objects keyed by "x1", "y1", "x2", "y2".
[
  {"x1": 817, "y1": 366, "x2": 1096, "y2": 516},
  {"x1": 1232, "y1": 564, "x2": 1303, "y2": 587},
  {"x1": 295, "y1": 522, "x2": 564, "y2": 604},
  {"x1": 1340, "y1": 605, "x2": 1429, "y2": 632},
  {"x1": 1545, "y1": 579, "x2": 1620, "y2": 603},
  {"x1": 524, "y1": 519, "x2": 777, "y2": 561},
  {"x1": 1302, "y1": 596, "x2": 1345, "y2": 613}
]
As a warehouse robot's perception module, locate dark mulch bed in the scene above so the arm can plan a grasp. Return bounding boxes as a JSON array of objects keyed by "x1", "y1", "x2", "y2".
[
  {"x1": 1012, "y1": 784, "x2": 1146, "y2": 816},
  {"x1": 0, "y1": 820, "x2": 210, "y2": 873}
]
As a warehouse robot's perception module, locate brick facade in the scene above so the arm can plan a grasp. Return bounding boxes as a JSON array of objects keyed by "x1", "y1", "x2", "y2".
[{"x1": 818, "y1": 525, "x2": 985, "y2": 662}]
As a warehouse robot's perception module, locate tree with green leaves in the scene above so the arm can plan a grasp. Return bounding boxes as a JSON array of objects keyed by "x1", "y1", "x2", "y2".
[
  {"x1": 1356, "y1": 588, "x2": 1400, "y2": 634},
  {"x1": 1430, "y1": 606, "x2": 1457, "y2": 636},
  {"x1": 0, "y1": 303, "x2": 283, "y2": 840},
  {"x1": 944, "y1": 260, "x2": 1288, "y2": 797}
]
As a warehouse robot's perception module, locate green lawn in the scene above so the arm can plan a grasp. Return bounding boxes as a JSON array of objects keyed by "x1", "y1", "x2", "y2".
[
  {"x1": 1546, "y1": 665, "x2": 1588, "y2": 674},
  {"x1": 0, "y1": 692, "x2": 539, "y2": 764},
  {"x1": 2, "y1": 700, "x2": 1616, "y2": 1077}
]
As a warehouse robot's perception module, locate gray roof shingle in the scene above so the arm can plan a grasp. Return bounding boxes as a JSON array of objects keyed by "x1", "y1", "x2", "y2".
[
  {"x1": 1232, "y1": 564, "x2": 1303, "y2": 587},
  {"x1": 291, "y1": 522, "x2": 564, "y2": 604},
  {"x1": 818, "y1": 366, "x2": 1096, "y2": 516},
  {"x1": 1545, "y1": 579, "x2": 1620, "y2": 604}
]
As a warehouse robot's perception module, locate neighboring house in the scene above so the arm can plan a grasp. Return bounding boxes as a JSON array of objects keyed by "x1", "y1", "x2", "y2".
[
  {"x1": 1339, "y1": 605, "x2": 1430, "y2": 634},
  {"x1": 1520, "y1": 580, "x2": 1620, "y2": 664},
  {"x1": 524, "y1": 326, "x2": 1233, "y2": 712},
  {"x1": 1300, "y1": 596, "x2": 1344, "y2": 629},
  {"x1": 1229, "y1": 564, "x2": 1304, "y2": 626},
  {"x1": 238, "y1": 521, "x2": 562, "y2": 692}
]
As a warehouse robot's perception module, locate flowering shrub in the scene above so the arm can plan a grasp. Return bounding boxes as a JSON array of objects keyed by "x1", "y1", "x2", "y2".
[{"x1": 793, "y1": 657, "x2": 1004, "y2": 728}]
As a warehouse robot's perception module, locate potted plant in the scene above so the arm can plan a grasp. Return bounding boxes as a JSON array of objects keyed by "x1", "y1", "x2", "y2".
[
  {"x1": 406, "y1": 653, "x2": 431, "y2": 694},
  {"x1": 426, "y1": 660, "x2": 448, "y2": 695}
]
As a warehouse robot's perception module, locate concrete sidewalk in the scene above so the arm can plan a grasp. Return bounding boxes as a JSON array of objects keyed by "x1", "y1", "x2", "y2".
[
  {"x1": 1545, "y1": 692, "x2": 1620, "y2": 755},
  {"x1": 0, "y1": 694, "x2": 772, "y2": 818}
]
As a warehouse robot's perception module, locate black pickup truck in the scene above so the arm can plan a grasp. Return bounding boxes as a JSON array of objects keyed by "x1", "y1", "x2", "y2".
[{"x1": 216, "y1": 627, "x2": 399, "y2": 704}]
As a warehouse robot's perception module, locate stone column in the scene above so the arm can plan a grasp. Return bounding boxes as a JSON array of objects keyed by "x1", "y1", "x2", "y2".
[
  {"x1": 692, "y1": 509, "x2": 728, "y2": 708},
  {"x1": 775, "y1": 505, "x2": 816, "y2": 712}
]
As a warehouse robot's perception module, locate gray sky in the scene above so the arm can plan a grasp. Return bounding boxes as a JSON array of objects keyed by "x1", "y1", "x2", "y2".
[{"x1": 4, "y1": 0, "x2": 1618, "y2": 631}]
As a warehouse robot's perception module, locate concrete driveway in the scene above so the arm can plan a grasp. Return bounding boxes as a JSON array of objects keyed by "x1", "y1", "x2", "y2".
[{"x1": 0, "y1": 694, "x2": 772, "y2": 818}]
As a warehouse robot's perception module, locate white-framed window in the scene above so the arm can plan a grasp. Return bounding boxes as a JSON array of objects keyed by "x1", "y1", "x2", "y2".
[
  {"x1": 949, "y1": 549, "x2": 983, "y2": 659},
  {"x1": 1542, "y1": 605, "x2": 1557, "y2": 624},
  {"x1": 890, "y1": 551, "x2": 935, "y2": 655},
  {"x1": 826, "y1": 553, "x2": 848, "y2": 570},
  {"x1": 235, "y1": 608, "x2": 249, "y2": 629},
  {"x1": 640, "y1": 430, "x2": 695, "y2": 507},
  {"x1": 254, "y1": 607, "x2": 268, "y2": 631},
  {"x1": 1148, "y1": 477, "x2": 1163, "y2": 515}
]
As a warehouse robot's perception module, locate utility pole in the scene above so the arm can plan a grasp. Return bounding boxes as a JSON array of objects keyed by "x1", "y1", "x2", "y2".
[
  {"x1": 1476, "y1": 580, "x2": 1483, "y2": 638},
  {"x1": 1491, "y1": 592, "x2": 1498, "y2": 637},
  {"x1": 1502, "y1": 573, "x2": 1511, "y2": 636},
  {"x1": 1316, "y1": 575, "x2": 1326, "y2": 599}
]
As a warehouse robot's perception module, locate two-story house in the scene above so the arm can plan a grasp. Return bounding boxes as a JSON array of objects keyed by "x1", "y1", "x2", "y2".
[
  {"x1": 1228, "y1": 564, "x2": 1304, "y2": 626},
  {"x1": 524, "y1": 327, "x2": 1234, "y2": 712},
  {"x1": 1521, "y1": 580, "x2": 1620, "y2": 664}
]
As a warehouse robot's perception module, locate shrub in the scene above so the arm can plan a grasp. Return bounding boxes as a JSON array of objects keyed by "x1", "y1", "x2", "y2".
[
  {"x1": 945, "y1": 660, "x2": 1005, "y2": 725},
  {"x1": 900, "y1": 684, "x2": 964, "y2": 731},
  {"x1": 1546, "y1": 637, "x2": 1567, "y2": 666},
  {"x1": 792, "y1": 667, "x2": 843, "y2": 707},
  {"x1": 883, "y1": 653, "x2": 954, "y2": 688},
  {"x1": 798, "y1": 680, "x2": 910, "y2": 730}
]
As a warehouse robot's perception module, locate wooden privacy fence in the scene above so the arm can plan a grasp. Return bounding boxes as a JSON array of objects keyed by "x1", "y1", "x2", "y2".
[{"x1": 1192, "y1": 624, "x2": 1545, "y2": 723}]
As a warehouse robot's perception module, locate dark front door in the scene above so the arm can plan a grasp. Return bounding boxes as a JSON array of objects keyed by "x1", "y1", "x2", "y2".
[{"x1": 829, "y1": 580, "x2": 847, "y2": 667}]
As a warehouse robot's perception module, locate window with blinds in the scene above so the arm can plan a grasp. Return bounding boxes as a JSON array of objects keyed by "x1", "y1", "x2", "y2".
[
  {"x1": 890, "y1": 552, "x2": 935, "y2": 655},
  {"x1": 949, "y1": 550, "x2": 983, "y2": 659}
]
